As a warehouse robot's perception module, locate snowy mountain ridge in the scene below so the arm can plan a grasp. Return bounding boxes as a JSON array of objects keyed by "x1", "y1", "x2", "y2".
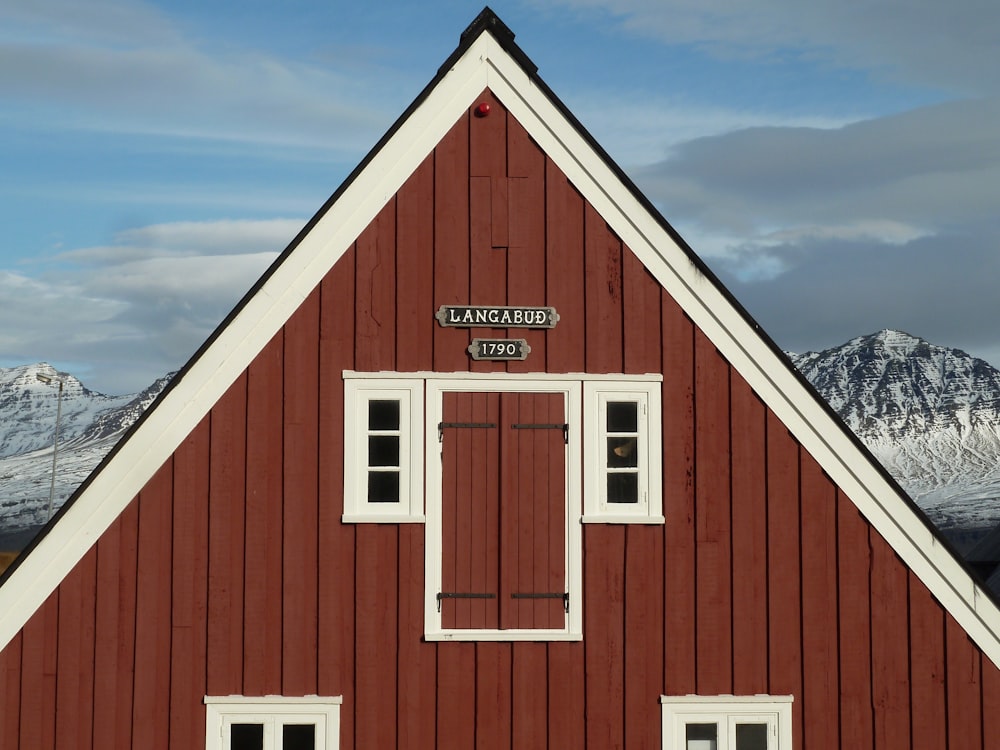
[
  {"x1": 790, "y1": 329, "x2": 1000, "y2": 532},
  {"x1": 2, "y1": 331, "x2": 1000, "y2": 545},
  {"x1": 0, "y1": 364, "x2": 172, "y2": 536},
  {"x1": 0, "y1": 364, "x2": 137, "y2": 458}
]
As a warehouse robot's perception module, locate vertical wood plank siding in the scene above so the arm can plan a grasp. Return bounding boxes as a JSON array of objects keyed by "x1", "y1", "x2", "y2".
[
  {"x1": 169, "y1": 419, "x2": 210, "y2": 749},
  {"x1": 2, "y1": 90, "x2": 1000, "y2": 749},
  {"x1": 206, "y1": 373, "x2": 247, "y2": 696},
  {"x1": 317, "y1": 250, "x2": 357, "y2": 739}
]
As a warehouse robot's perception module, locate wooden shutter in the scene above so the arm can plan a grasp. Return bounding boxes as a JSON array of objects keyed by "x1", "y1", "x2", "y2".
[
  {"x1": 502, "y1": 391, "x2": 567, "y2": 629},
  {"x1": 440, "y1": 391, "x2": 501, "y2": 629},
  {"x1": 440, "y1": 391, "x2": 566, "y2": 630}
]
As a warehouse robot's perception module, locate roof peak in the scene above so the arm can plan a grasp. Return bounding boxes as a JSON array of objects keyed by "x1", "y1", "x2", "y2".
[
  {"x1": 461, "y1": 7, "x2": 515, "y2": 44},
  {"x1": 453, "y1": 7, "x2": 537, "y2": 76}
]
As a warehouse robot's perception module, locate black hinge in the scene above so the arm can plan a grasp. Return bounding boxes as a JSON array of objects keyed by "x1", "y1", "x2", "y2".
[
  {"x1": 437, "y1": 592, "x2": 496, "y2": 612},
  {"x1": 511, "y1": 592, "x2": 570, "y2": 613},
  {"x1": 511, "y1": 422, "x2": 569, "y2": 444}
]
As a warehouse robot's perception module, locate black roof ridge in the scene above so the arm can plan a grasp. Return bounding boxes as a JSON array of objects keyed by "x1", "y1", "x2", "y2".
[
  {"x1": 444, "y1": 6, "x2": 537, "y2": 75},
  {"x1": 462, "y1": 6, "x2": 515, "y2": 44}
]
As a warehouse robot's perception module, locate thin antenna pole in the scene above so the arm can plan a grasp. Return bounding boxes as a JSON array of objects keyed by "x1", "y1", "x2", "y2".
[
  {"x1": 46, "y1": 378, "x2": 64, "y2": 521},
  {"x1": 37, "y1": 372, "x2": 65, "y2": 522}
]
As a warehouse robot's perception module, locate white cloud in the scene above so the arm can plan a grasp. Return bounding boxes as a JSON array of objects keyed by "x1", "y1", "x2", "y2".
[
  {"x1": 85, "y1": 251, "x2": 277, "y2": 298},
  {"x1": 0, "y1": 0, "x2": 398, "y2": 155},
  {"x1": 2, "y1": 0, "x2": 184, "y2": 47},
  {"x1": 761, "y1": 220, "x2": 930, "y2": 248},
  {"x1": 566, "y1": 91, "x2": 856, "y2": 167},
  {"x1": 677, "y1": 219, "x2": 932, "y2": 282},
  {"x1": 58, "y1": 219, "x2": 302, "y2": 263},
  {"x1": 635, "y1": 97, "x2": 1000, "y2": 241},
  {"x1": 0, "y1": 269, "x2": 130, "y2": 373},
  {"x1": 3, "y1": 219, "x2": 289, "y2": 393},
  {"x1": 622, "y1": 90, "x2": 1000, "y2": 366},
  {"x1": 540, "y1": 0, "x2": 1000, "y2": 95},
  {"x1": 715, "y1": 232, "x2": 1000, "y2": 370}
]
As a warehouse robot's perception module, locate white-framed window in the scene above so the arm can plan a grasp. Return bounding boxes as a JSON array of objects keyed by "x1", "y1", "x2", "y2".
[
  {"x1": 423, "y1": 377, "x2": 584, "y2": 642},
  {"x1": 583, "y1": 381, "x2": 663, "y2": 523},
  {"x1": 660, "y1": 695, "x2": 793, "y2": 750},
  {"x1": 342, "y1": 377, "x2": 424, "y2": 522},
  {"x1": 204, "y1": 695, "x2": 342, "y2": 750}
]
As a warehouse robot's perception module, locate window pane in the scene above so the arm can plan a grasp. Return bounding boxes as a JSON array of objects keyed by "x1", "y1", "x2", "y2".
[
  {"x1": 686, "y1": 722, "x2": 718, "y2": 750},
  {"x1": 369, "y1": 435, "x2": 400, "y2": 467},
  {"x1": 606, "y1": 401, "x2": 637, "y2": 432},
  {"x1": 282, "y1": 723, "x2": 316, "y2": 750},
  {"x1": 369, "y1": 399, "x2": 400, "y2": 430},
  {"x1": 607, "y1": 437, "x2": 638, "y2": 468},
  {"x1": 230, "y1": 723, "x2": 264, "y2": 750},
  {"x1": 368, "y1": 470, "x2": 400, "y2": 503},
  {"x1": 607, "y1": 472, "x2": 638, "y2": 503},
  {"x1": 735, "y1": 722, "x2": 768, "y2": 750}
]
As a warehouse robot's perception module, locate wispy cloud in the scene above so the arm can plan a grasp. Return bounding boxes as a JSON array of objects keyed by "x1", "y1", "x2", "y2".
[
  {"x1": 0, "y1": 0, "x2": 398, "y2": 155},
  {"x1": 566, "y1": 92, "x2": 856, "y2": 167},
  {"x1": 2, "y1": 218, "x2": 289, "y2": 393},
  {"x1": 640, "y1": 96, "x2": 1000, "y2": 367},
  {"x1": 57, "y1": 219, "x2": 302, "y2": 262},
  {"x1": 717, "y1": 232, "x2": 1000, "y2": 368},
  {"x1": 635, "y1": 96, "x2": 1000, "y2": 262},
  {"x1": 541, "y1": 0, "x2": 1000, "y2": 96}
]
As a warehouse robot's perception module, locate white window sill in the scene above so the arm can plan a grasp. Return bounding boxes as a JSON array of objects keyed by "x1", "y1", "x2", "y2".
[
  {"x1": 425, "y1": 630, "x2": 583, "y2": 642},
  {"x1": 581, "y1": 514, "x2": 665, "y2": 525},
  {"x1": 342, "y1": 514, "x2": 426, "y2": 524}
]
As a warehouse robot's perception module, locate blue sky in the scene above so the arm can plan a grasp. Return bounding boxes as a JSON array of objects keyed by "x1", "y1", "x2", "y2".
[{"x1": 2, "y1": 0, "x2": 998, "y2": 394}]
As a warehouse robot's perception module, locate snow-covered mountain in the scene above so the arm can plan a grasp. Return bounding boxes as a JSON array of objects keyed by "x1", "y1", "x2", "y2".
[
  {"x1": 791, "y1": 330, "x2": 1000, "y2": 534},
  {"x1": 0, "y1": 364, "x2": 136, "y2": 458},
  {"x1": 0, "y1": 364, "x2": 171, "y2": 538},
  {"x1": 3, "y1": 331, "x2": 1000, "y2": 548}
]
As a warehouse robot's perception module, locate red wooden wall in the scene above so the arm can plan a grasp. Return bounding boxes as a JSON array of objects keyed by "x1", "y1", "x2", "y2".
[{"x1": 2, "y1": 90, "x2": 1000, "y2": 748}]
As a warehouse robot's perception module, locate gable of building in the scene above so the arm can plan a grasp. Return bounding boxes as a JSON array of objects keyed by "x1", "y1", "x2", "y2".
[{"x1": 0, "y1": 12, "x2": 999, "y2": 745}]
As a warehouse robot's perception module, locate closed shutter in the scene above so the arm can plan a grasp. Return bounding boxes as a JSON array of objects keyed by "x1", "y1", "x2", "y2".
[
  {"x1": 439, "y1": 391, "x2": 501, "y2": 629},
  {"x1": 439, "y1": 391, "x2": 566, "y2": 630}
]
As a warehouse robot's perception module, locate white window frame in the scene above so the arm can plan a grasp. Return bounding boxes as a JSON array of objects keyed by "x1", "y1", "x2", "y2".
[
  {"x1": 660, "y1": 695, "x2": 793, "y2": 750},
  {"x1": 342, "y1": 377, "x2": 424, "y2": 522},
  {"x1": 204, "y1": 695, "x2": 342, "y2": 750},
  {"x1": 423, "y1": 376, "x2": 583, "y2": 642},
  {"x1": 583, "y1": 381, "x2": 663, "y2": 523}
]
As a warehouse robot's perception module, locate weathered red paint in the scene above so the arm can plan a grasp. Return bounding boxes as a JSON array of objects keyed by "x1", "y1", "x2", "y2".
[{"x1": 1, "y1": 91, "x2": 999, "y2": 750}]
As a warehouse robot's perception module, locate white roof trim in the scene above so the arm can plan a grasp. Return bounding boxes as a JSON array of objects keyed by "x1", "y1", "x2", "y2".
[{"x1": 2, "y1": 29, "x2": 998, "y2": 671}]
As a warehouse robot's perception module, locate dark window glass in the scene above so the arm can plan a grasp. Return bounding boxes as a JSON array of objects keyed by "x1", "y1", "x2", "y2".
[
  {"x1": 735, "y1": 722, "x2": 768, "y2": 750},
  {"x1": 369, "y1": 399, "x2": 400, "y2": 430},
  {"x1": 606, "y1": 437, "x2": 638, "y2": 468},
  {"x1": 282, "y1": 723, "x2": 316, "y2": 750},
  {"x1": 606, "y1": 401, "x2": 637, "y2": 432},
  {"x1": 369, "y1": 435, "x2": 400, "y2": 467},
  {"x1": 686, "y1": 722, "x2": 718, "y2": 748},
  {"x1": 607, "y1": 472, "x2": 639, "y2": 503},
  {"x1": 368, "y1": 470, "x2": 400, "y2": 503},
  {"x1": 230, "y1": 723, "x2": 264, "y2": 750}
]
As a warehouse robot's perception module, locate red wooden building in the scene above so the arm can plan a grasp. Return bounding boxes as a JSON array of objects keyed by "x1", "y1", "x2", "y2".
[{"x1": 2, "y1": 8, "x2": 999, "y2": 748}]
